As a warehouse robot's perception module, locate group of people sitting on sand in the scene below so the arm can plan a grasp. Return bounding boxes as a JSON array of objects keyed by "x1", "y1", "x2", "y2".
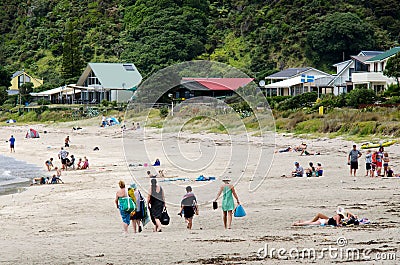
[{"x1": 282, "y1": 161, "x2": 323, "y2": 178}]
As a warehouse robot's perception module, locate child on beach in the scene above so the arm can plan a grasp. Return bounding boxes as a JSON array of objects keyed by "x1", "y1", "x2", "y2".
[
  {"x1": 365, "y1": 150, "x2": 372, "y2": 177},
  {"x1": 9, "y1": 135, "x2": 15, "y2": 153},
  {"x1": 305, "y1": 162, "x2": 316, "y2": 177},
  {"x1": 383, "y1": 152, "x2": 390, "y2": 177},
  {"x1": 64, "y1": 136, "x2": 70, "y2": 147},
  {"x1": 45, "y1": 158, "x2": 54, "y2": 171},
  {"x1": 178, "y1": 186, "x2": 198, "y2": 230},
  {"x1": 80, "y1": 157, "x2": 89, "y2": 169},
  {"x1": 316, "y1": 163, "x2": 323, "y2": 177}
]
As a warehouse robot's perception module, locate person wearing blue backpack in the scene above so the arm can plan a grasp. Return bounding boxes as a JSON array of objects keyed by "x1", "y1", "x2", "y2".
[{"x1": 214, "y1": 177, "x2": 240, "y2": 229}]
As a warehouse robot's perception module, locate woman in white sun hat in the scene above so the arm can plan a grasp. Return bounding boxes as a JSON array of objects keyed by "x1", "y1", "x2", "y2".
[{"x1": 214, "y1": 177, "x2": 240, "y2": 229}]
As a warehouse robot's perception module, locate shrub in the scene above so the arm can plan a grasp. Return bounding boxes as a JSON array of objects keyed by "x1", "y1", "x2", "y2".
[
  {"x1": 37, "y1": 99, "x2": 50, "y2": 105},
  {"x1": 277, "y1": 92, "x2": 318, "y2": 110},
  {"x1": 159, "y1": 106, "x2": 169, "y2": 118},
  {"x1": 346, "y1": 88, "x2": 376, "y2": 108},
  {"x1": 101, "y1": 99, "x2": 109, "y2": 107}
]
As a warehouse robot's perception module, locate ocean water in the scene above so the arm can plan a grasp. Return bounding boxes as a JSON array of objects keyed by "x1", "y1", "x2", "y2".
[{"x1": 0, "y1": 155, "x2": 43, "y2": 195}]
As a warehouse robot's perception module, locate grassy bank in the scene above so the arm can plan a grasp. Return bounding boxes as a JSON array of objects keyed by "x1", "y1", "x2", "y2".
[
  {"x1": 274, "y1": 107, "x2": 400, "y2": 142},
  {"x1": 3, "y1": 103, "x2": 399, "y2": 144}
]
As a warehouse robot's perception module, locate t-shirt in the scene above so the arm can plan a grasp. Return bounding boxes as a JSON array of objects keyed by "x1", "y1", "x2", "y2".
[
  {"x1": 376, "y1": 152, "x2": 383, "y2": 162},
  {"x1": 295, "y1": 166, "x2": 304, "y2": 175},
  {"x1": 59, "y1": 150, "x2": 68, "y2": 159},
  {"x1": 349, "y1": 150, "x2": 361, "y2": 162},
  {"x1": 181, "y1": 193, "x2": 197, "y2": 207},
  {"x1": 365, "y1": 153, "x2": 372, "y2": 164},
  {"x1": 9, "y1": 137, "x2": 15, "y2": 145}
]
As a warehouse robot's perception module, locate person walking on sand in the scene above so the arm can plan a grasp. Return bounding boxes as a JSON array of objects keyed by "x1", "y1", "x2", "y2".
[
  {"x1": 148, "y1": 178, "x2": 165, "y2": 232},
  {"x1": 64, "y1": 136, "x2": 71, "y2": 147},
  {"x1": 348, "y1": 145, "x2": 362, "y2": 177},
  {"x1": 178, "y1": 186, "x2": 198, "y2": 230},
  {"x1": 9, "y1": 135, "x2": 15, "y2": 153},
  {"x1": 115, "y1": 180, "x2": 131, "y2": 234},
  {"x1": 128, "y1": 183, "x2": 143, "y2": 233},
  {"x1": 214, "y1": 177, "x2": 240, "y2": 229}
]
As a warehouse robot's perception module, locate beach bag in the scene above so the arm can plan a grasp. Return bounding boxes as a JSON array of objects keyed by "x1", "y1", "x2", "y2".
[
  {"x1": 234, "y1": 205, "x2": 246, "y2": 217},
  {"x1": 120, "y1": 197, "x2": 135, "y2": 212},
  {"x1": 160, "y1": 208, "x2": 170, "y2": 225},
  {"x1": 213, "y1": 201, "x2": 218, "y2": 210},
  {"x1": 120, "y1": 189, "x2": 136, "y2": 213}
]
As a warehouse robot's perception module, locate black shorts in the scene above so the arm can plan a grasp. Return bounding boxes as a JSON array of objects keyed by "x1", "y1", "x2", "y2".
[
  {"x1": 350, "y1": 161, "x2": 358, "y2": 170},
  {"x1": 366, "y1": 163, "x2": 371, "y2": 170},
  {"x1": 10, "y1": 144, "x2": 14, "y2": 148},
  {"x1": 183, "y1": 206, "x2": 195, "y2": 219},
  {"x1": 61, "y1": 158, "x2": 67, "y2": 165}
]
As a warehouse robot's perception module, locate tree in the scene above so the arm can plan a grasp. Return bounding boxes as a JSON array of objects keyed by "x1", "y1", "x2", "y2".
[
  {"x1": 306, "y1": 12, "x2": 375, "y2": 67},
  {"x1": 0, "y1": 86, "x2": 8, "y2": 105},
  {"x1": 383, "y1": 52, "x2": 400, "y2": 89},
  {"x1": 19, "y1": 82, "x2": 34, "y2": 104},
  {"x1": 0, "y1": 66, "x2": 11, "y2": 88},
  {"x1": 62, "y1": 20, "x2": 84, "y2": 84},
  {"x1": 121, "y1": 2, "x2": 208, "y2": 76}
]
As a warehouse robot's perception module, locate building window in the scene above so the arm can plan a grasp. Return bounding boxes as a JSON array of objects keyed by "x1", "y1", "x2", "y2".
[
  {"x1": 123, "y1": 64, "x2": 135, "y2": 71},
  {"x1": 84, "y1": 70, "x2": 101, "y2": 87}
]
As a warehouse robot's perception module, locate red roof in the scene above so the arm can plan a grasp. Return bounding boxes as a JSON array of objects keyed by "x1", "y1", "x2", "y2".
[{"x1": 182, "y1": 78, "x2": 254, "y2": 91}]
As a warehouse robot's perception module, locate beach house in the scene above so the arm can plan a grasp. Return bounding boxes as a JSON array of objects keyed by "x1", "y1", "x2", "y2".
[
  {"x1": 178, "y1": 77, "x2": 254, "y2": 99},
  {"x1": 31, "y1": 63, "x2": 142, "y2": 104},
  {"x1": 8, "y1": 70, "x2": 43, "y2": 95},
  {"x1": 263, "y1": 67, "x2": 333, "y2": 96},
  {"x1": 351, "y1": 47, "x2": 400, "y2": 93},
  {"x1": 330, "y1": 50, "x2": 390, "y2": 94}
]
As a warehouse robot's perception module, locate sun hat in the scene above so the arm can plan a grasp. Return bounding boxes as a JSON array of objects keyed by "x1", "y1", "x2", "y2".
[
  {"x1": 222, "y1": 177, "x2": 231, "y2": 182},
  {"x1": 130, "y1": 182, "x2": 137, "y2": 189},
  {"x1": 336, "y1": 206, "x2": 346, "y2": 216}
]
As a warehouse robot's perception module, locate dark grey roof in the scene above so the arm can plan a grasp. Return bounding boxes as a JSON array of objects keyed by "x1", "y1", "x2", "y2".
[
  {"x1": 181, "y1": 80, "x2": 209, "y2": 91},
  {"x1": 11, "y1": 71, "x2": 23, "y2": 78},
  {"x1": 267, "y1": 67, "x2": 311, "y2": 79}
]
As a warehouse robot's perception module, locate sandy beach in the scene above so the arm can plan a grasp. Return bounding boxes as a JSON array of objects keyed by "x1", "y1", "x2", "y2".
[{"x1": 0, "y1": 122, "x2": 399, "y2": 264}]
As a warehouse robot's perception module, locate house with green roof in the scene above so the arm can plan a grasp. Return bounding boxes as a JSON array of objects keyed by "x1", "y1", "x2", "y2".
[
  {"x1": 31, "y1": 63, "x2": 142, "y2": 104},
  {"x1": 351, "y1": 47, "x2": 400, "y2": 93},
  {"x1": 71, "y1": 63, "x2": 142, "y2": 103}
]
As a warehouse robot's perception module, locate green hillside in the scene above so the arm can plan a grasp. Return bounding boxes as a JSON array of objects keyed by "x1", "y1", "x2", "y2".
[{"x1": 1, "y1": 0, "x2": 399, "y2": 90}]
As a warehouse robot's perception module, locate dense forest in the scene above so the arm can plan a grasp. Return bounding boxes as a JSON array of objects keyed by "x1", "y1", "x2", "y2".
[{"x1": 1, "y1": 0, "x2": 399, "y2": 92}]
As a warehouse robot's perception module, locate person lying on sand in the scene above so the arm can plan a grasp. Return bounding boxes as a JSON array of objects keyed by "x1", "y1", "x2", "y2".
[
  {"x1": 292, "y1": 207, "x2": 356, "y2": 227},
  {"x1": 294, "y1": 143, "x2": 307, "y2": 152},
  {"x1": 274, "y1": 146, "x2": 293, "y2": 153}
]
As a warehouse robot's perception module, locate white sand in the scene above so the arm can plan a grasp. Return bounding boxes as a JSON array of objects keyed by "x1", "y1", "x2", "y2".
[{"x1": 0, "y1": 123, "x2": 399, "y2": 264}]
